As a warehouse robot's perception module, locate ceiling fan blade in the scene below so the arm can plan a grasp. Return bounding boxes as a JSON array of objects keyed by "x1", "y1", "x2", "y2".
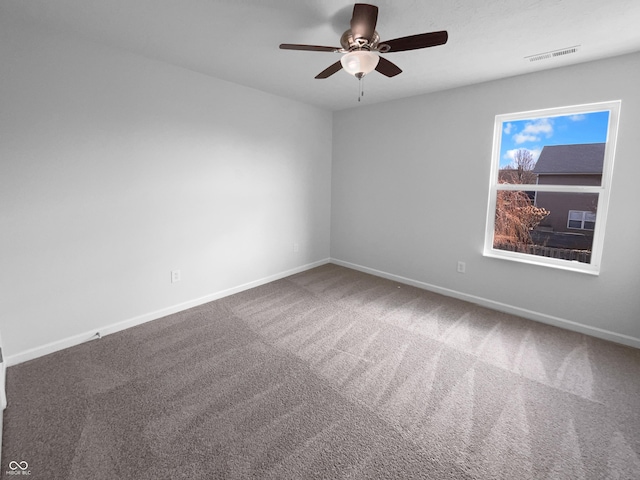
[
  {"x1": 382, "y1": 31, "x2": 448, "y2": 52},
  {"x1": 315, "y1": 61, "x2": 343, "y2": 79},
  {"x1": 350, "y1": 3, "x2": 378, "y2": 42},
  {"x1": 375, "y1": 56, "x2": 402, "y2": 77},
  {"x1": 280, "y1": 44, "x2": 340, "y2": 52}
]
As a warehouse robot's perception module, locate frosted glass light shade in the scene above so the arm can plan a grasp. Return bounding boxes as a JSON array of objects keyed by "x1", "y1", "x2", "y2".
[{"x1": 340, "y1": 51, "x2": 379, "y2": 78}]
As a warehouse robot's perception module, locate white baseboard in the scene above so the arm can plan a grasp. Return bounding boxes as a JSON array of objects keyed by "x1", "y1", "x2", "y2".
[
  {"x1": 330, "y1": 258, "x2": 640, "y2": 350},
  {"x1": 8, "y1": 255, "x2": 637, "y2": 366},
  {"x1": 6, "y1": 258, "x2": 331, "y2": 366}
]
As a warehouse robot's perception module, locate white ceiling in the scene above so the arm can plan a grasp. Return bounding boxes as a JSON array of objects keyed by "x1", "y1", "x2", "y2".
[{"x1": 4, "y1": 0, "x2": 640, "y2": 111}]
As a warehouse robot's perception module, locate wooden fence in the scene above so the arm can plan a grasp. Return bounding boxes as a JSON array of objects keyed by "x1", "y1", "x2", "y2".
[{"x1": 494, "y1": 242, "x2": 591, "y2": 264}]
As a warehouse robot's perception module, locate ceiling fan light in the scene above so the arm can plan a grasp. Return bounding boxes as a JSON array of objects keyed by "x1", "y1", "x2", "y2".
[{"x1": 340, "y1": 50, "x2": 379, "y2": 78}]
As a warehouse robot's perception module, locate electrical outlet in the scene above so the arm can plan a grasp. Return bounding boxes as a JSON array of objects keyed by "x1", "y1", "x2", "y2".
[
  {"x1": 171, "y1": 270, "x2": 181, "y2": 283},
  {"x1": 457, "y1": 261, "x2": 466, "y2": 274},
  {"x1": 293, "y1": 242, "x2": 299, "y2": 253}
]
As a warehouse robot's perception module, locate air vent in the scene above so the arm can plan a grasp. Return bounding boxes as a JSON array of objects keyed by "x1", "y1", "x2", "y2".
[{"x1": 526, "y1": 45, "x2": 580, "y2": 62}]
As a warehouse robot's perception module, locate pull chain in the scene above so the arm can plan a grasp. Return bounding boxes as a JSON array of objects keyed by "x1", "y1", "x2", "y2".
[{"x1": 358, "y1": 75, "x2": 365, "y2": 102}]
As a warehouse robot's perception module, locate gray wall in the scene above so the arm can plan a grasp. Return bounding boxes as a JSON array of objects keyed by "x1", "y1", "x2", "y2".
[
  {"x1": 2, "y1": 12, "x2": 638, "y2": 362},
  {"x1": 331, "y1": 52, "x2": 640, "y2": 345},
  {"x1": 0, "y1": 17, "x2": 332, "y2": 360}
]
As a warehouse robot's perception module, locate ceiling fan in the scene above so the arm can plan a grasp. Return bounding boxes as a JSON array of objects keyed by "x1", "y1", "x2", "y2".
[{"x1": 279, "y1": 3, "x2": 448, "y2": 80}]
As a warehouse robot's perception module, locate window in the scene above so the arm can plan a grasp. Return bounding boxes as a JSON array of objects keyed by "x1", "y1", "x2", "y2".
[
  {"x1": 568, "y1": 210, "x2": 596, "y2": 230},
  {"x1": 483, "y1": 101, "x2": 621, "y2": 275}
]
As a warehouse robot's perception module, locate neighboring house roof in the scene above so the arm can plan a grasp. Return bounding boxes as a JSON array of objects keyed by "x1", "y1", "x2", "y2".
[{"x1": 533, "y1": 143, "x2": 605, "y2": 174}]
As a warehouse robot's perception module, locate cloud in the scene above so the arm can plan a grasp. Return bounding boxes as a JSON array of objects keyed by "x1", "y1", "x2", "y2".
[
  {"x1": 512, "y1": 133, "x2": 539, "y2": 144},
  {"x1": 503, "y1": 122, "x2": 514, "y2": 135},
  {"x1": 512, "y1": 118, "x2": 553, "y2": 144},
  {"x1": 569, "y1": 114, "x2": 586, "y2": 121}
]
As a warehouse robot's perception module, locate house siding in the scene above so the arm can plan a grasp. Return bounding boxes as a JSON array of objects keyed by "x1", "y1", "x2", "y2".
[{"x1": 535, "y1": 174, "x2": 601, "y2": 235}]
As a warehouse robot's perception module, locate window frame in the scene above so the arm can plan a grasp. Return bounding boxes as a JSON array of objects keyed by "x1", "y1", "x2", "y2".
[{"x1": 483, "y1": 100, "x2": 621, "y2": 275}]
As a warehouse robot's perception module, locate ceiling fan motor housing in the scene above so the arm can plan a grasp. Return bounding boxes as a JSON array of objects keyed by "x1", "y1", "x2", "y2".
[{"x1": 340, "y1": 29, "x2": 388, "y2": 52}]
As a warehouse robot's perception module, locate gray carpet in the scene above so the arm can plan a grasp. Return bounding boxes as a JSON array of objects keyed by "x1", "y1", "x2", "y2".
[{"x1": 2, "y1": 264, "x2": 640, "y2": 479}]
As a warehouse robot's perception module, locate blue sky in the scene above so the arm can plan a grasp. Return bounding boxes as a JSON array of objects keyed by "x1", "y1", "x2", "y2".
[{"x1": 499, "y1": 111, "x2": 610, "y2": 168}]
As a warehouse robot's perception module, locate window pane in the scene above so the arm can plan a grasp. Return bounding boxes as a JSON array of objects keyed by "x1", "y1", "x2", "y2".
[
  {"x1": 497, "y1": 111, "x2": 609, "y2": 186},
  {"x1": 493, "y1": 191, "x2": 598, "y2": 264}
]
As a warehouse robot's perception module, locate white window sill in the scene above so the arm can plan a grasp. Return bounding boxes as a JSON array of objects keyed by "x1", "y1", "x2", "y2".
[{"x1": 483, "y1": 248, "x2": 600, "y2": 275}]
